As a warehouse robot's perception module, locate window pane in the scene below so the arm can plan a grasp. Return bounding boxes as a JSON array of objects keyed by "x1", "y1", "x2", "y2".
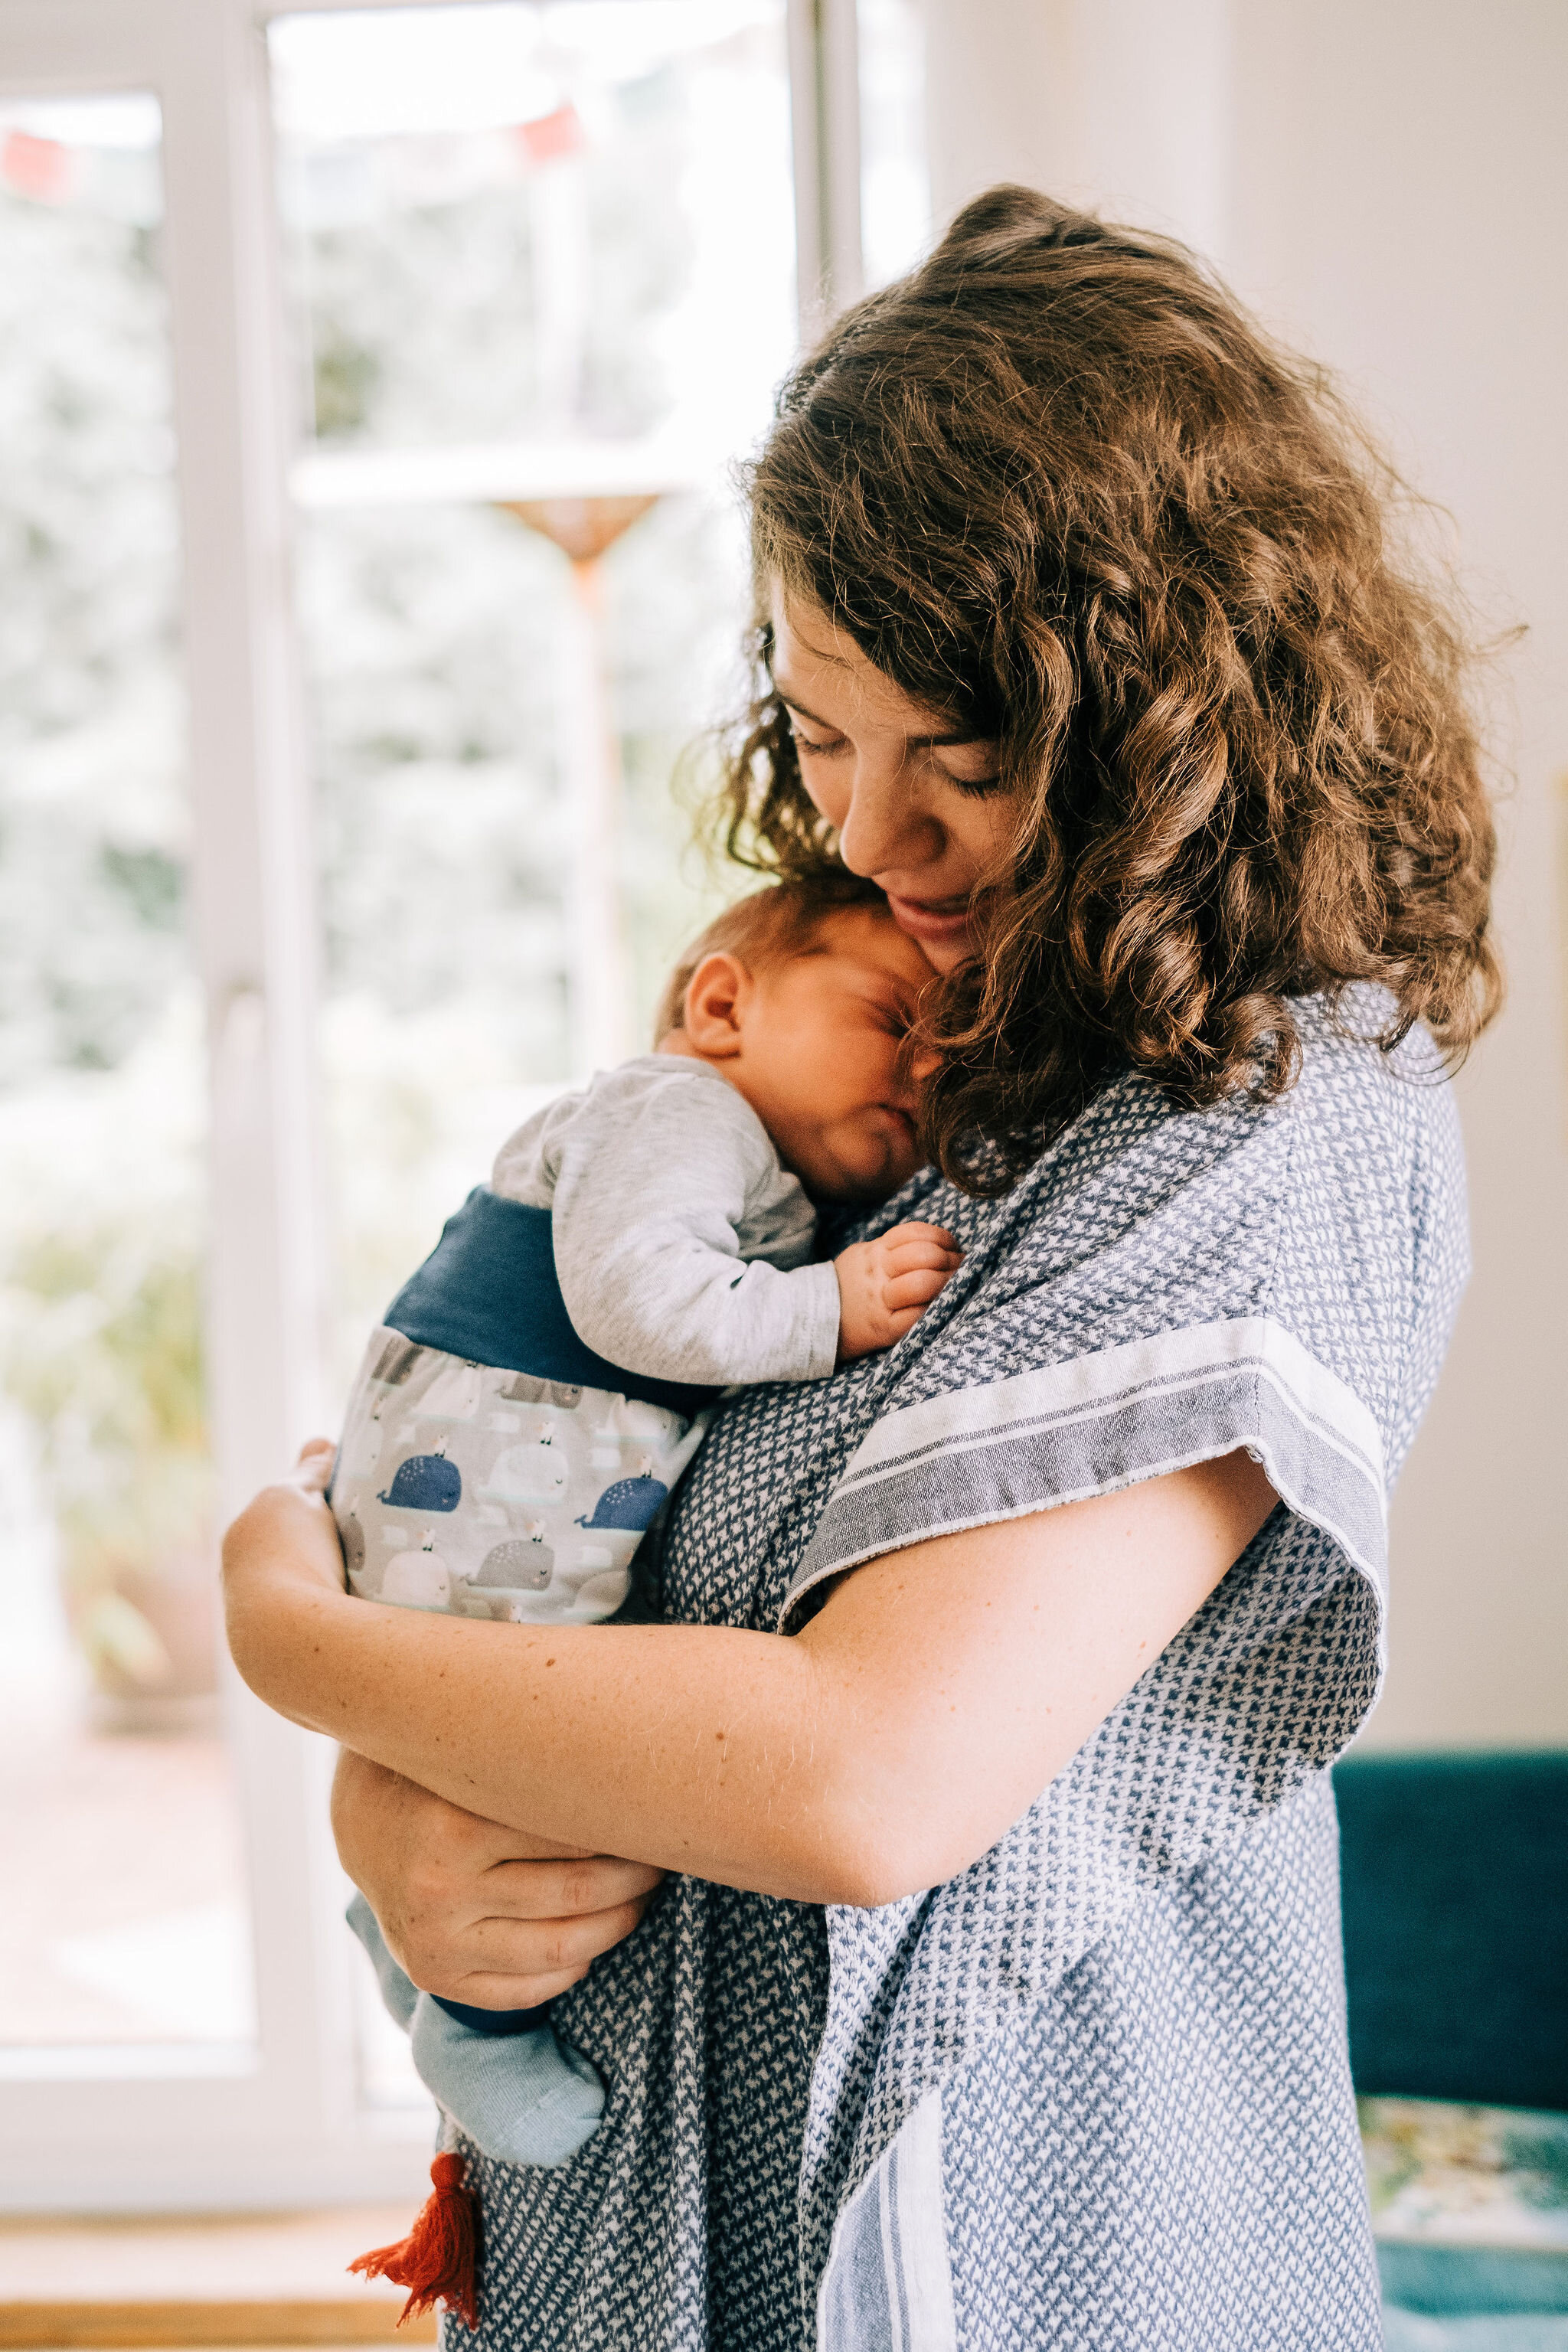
[
  {"x1": 270, "y1": 2, "x2": 795, "y2": 454},
  {"x1": 270, "y1": 5, "x2": 795, "y2": 2102},
  {"x1": 858, "y1": 0, "x2": 931, "y2": 289},
  {"x1": 0, "y1": 96, "x2": 255, "y2": 2052},
  {"x1": 270, "y1": 1, "x2": 795, "y2": 1347}
]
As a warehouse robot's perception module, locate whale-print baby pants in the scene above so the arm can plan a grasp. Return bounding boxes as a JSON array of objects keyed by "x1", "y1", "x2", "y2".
[{"x1": 331, "y1": 1326, "x2": 707, "y2": 1625}]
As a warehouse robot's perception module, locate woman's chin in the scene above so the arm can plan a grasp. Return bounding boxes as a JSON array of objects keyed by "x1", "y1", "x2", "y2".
[
  {"x1": 899, "y1": 926, "x2": 970, "y2": 976},
  {"x1": 883, "y1": 893, "x2": 975, "y2": 973}
]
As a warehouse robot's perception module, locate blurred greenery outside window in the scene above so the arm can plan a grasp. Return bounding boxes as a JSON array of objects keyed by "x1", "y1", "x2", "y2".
[
  {"x1": 0, "y1": 98, "x2": 217, "y2": 1722},
  {"x1": 0, "y1": 5, "x2": 929, "y2": 2061},
  {"x1": 271, "y1": 4, "x2": 811, "y2": 1361}
]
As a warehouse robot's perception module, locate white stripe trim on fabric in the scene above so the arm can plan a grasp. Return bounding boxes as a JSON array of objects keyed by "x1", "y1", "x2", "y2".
[
  {"x1": 876, "y1": 2154, "x2": 905, "y2": 2352},
  {"x1": 890, "y1": 2090, "x2": 959, "y2": 2352},
  {"x1": 838, "y1": 1318, "x2": 1385, "y2": 1500},
  {"x1": 781, "y1": 1316, "x2": 1391, "y2": 1628},
  {"x1": 817, "y1": 2091, "x2": 957, "y2": 2352}
]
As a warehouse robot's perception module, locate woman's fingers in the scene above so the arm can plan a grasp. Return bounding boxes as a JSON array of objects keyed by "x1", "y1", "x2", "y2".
[
  {"x1": 417, "y1": 1890, "x2": 658, "y2": 2009},
  {"x1": 480, "y1": 1852, "x2": 666, "y2": 1919},
  {"x1": 221, "y1": 1468, "x2": 349, "y2": 1648},
  {"x1": 327, "y1": 1752, "x2": 663, "y2": 2008},
  {"x1": 451, "y1": 1965, "x2": 594, "y2": 2007},
  {"x1": 292, "y1": 1438, "x2": 335, "y2": 1494},
  {"x1": 389, "y1": 1877, "x2": 654, "y2": 2001},
  {"x1": 475, "y1": 1888, "x2": 656, "y2": 1978}
]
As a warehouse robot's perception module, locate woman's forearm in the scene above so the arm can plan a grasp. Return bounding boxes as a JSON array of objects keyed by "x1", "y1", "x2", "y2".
[
  {"x1": 224, "y1": 1447, "x2": 1276, "y2": 1906},
  {"x1": 229, "y1": 1564, "x2": 844, "y2": 1900}
]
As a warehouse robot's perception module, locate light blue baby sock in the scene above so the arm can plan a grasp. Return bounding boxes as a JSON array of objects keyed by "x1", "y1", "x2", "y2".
[{"x1": 347, "y1": 1892, "x2": 604, "y2": 2167}]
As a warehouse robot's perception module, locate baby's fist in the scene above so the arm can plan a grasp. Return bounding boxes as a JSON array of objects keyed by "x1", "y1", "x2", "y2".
[{"x1": 835, "y1": 1221, "x2": 963, "y2": 1363}]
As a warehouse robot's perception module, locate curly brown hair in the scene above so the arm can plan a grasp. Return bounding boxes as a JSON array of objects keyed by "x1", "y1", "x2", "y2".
[{"x1": 714, "y1": 185, "x2": 1501, "y2": 1194}]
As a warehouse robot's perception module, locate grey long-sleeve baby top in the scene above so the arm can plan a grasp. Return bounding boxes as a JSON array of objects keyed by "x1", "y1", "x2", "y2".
[{"x1": 490, "y1": 1055, "x2": 842, "y2": 1388}]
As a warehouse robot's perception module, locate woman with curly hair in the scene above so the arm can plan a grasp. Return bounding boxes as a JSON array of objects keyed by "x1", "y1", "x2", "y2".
[{"x1": 224, "y1": 187, "x2": 1498, "y2": 2349}]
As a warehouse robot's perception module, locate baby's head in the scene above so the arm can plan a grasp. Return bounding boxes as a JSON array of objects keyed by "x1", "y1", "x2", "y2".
[{"x1": 657, "y1": 875, "x2": 936, "y2": 1203}]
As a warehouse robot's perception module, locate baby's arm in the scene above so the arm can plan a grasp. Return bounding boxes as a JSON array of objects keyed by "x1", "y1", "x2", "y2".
[
  {"x1": 547, "y1": 1076, "x2": 959, "y2": 1384},
  {"x1": 553, "y1": 1128, "x2": 835, "y2": 1386}
]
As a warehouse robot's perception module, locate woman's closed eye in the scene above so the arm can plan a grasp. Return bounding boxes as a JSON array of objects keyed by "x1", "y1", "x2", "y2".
[
  {"x1": 782, "y1": 683, "x2": 1003, "y2": 801},
  {"x1": 791, "y1": 729, "x2": 1001, "y2": 797},
  {"x1": 788, "y1": 724, "x2": 847, "y2": 760},
  {"x1": 931, "y1": 746, "x2": 1004, "y2": 797},
  {"x1": 936, "y1": 761, "x2": 1004, "y2": 799}
]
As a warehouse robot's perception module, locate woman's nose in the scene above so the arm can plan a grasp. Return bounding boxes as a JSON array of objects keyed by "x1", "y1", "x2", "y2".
[{"x1": 835, "y1": 754, "x2": 941, "y2": 877}]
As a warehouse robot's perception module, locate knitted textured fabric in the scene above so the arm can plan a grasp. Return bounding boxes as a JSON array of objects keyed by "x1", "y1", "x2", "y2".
[{"x1": 448, "y1": 995, "x2": 1468, "y2": 2352}]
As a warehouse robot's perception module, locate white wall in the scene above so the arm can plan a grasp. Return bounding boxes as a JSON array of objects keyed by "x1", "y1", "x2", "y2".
[{"x1": 917, "y1": 0, "x2": 1568, "y2": 1747}]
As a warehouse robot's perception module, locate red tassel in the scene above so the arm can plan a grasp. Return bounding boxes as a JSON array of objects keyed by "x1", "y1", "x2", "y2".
[{"x1": 349, "y1": 2151, "x2": 481, "y2": 2332}]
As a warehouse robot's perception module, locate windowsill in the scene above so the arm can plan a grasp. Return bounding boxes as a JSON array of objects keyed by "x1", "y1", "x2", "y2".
[{"x1": 0, "y1": 2210, "x2": 435, "y2": 2345}]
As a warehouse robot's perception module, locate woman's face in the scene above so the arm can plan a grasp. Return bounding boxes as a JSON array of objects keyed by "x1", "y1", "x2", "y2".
[{"x1": 769, "y1": 586, "x2": 1011, "y2": 974}]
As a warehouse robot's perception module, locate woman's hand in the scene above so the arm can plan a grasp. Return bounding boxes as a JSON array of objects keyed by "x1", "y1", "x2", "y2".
[
  {"x1": 331, "y1": 1749, "x2": 665, "y2": 2009},
  {"x1": 221, "y1": 1439, "x2": 351, "y2": 1723}
]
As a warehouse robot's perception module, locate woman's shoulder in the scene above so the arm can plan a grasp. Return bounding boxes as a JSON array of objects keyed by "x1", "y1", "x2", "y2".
[
  {"x1": 776, "y1": 1000, "x2": 1466, "y2": 1624},
  {"x1": 1286, "y1": 988, "x2": 1462, "y2": 1147},
  {"x1": 909, "y1": 989, "x2": 1463, "y2": 1459},
  {"x1": 1259, "y1": 996, "x2": 1468, "y2": 1316},
  {"x1": 857, "y1": 988, "x2": 1467, "y2": 1418},
  {"x1": 934, "y1": 988, "x2": 1461, "y2": 1246}
]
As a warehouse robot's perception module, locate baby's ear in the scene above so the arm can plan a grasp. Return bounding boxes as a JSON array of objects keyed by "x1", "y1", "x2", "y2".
[{"x1": 681, "y1": 952, "x2": 753, "y2": 1057}]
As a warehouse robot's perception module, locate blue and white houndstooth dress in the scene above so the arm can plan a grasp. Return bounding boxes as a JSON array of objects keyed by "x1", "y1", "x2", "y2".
[{"x1": 449, "y1": 995, "x2": 1468, "y2": 2351}]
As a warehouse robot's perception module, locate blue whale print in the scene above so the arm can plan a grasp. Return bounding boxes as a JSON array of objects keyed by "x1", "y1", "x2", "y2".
[
  {"x1": 475, "y1": 1538, "x2": 554, "y2": 1590},
  {"x1": 340, "y1": 1510, "x2": 367, "y2": 1579},
  {"x1": 576, "y1": 1474, "x2": 668, "y2": 1532},
  {"x1": 378, "y1": 1453, "x2": 462, "y2": 1512}
]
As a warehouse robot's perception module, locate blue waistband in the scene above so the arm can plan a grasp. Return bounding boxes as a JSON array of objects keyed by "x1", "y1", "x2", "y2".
[{"x1": 382, "y1": 1186, "x2": 717, "y2": 1423}]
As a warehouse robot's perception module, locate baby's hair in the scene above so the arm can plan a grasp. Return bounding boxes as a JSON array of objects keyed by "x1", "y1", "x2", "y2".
[{"x1": 655, "y1": 869, "x2": 888, "y2": 1043}]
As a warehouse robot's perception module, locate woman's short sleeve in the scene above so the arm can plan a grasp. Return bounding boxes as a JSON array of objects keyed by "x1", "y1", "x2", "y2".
[{"x1": 782, "y1": 1004, "x2": 1467, "y2": 1666}]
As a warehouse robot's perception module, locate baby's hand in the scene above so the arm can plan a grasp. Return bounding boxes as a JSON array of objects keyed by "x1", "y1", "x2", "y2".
[{"x1": 835, "y1": 1221, "x2": 963, "y2": 1362}]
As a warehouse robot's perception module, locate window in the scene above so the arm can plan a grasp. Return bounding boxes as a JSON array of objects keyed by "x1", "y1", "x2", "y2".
[
  {"x1": 272, "y1": 2, "x2": 800, "y2": 1369},
  {"x1": 0, "y1": 83, "x2": 264, "y2": 2079},
  {"x1": 0, "y1": 0, "x2": 926, "y2": 2210}
]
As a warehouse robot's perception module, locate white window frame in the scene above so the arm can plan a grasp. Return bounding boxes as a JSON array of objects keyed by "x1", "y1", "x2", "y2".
[{"x1": 0, "y1": 0, "x2": 863, "y2": 2213}]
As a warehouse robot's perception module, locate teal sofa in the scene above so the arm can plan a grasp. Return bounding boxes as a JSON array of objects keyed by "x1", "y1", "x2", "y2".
[{"x1": 1334, "y1": 1753, "x2": 1568, "y2": 2347}]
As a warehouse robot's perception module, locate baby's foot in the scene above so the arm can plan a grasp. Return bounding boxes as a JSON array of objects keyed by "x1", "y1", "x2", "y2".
[
  {"x1": 410, "y1": 1996, "x2": 604, "y2": 2168},
  {"x1": 347, "y1": 1890, "x2": 603, "y2": 2167}
]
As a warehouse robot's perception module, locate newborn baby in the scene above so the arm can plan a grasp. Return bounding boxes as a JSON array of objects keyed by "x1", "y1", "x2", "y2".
[{"x1": 333, "y1": 874, "x2": 961, "y2": 2166}]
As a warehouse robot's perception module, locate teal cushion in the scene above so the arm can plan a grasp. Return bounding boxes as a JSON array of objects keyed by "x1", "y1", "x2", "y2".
[
  {"x1": 1383, "y1": 2315, "x2": 1568, "y2": 2350},
  {"x1": 1334, "y1": 1753, "x2": 1568, "y2": 2109},
  {"x1": 1379, "y1": 2246, "x2": 1568, "y2": 2316}
]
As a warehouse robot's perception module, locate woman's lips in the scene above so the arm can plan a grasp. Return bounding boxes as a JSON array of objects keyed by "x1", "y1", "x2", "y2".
[{"x1": 884, "y1": 891, "x2": 972, "y2": 944}]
